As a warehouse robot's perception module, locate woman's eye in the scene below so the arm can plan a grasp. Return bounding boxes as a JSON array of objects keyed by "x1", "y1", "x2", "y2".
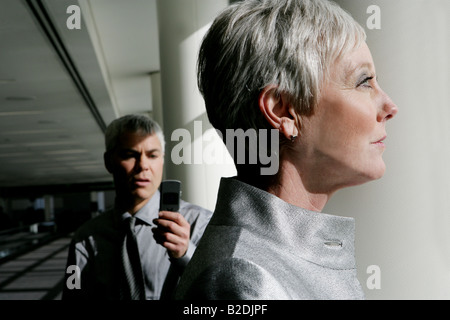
[{"x1": 357, "y1": 76, "x2": 374, "y2": 88}]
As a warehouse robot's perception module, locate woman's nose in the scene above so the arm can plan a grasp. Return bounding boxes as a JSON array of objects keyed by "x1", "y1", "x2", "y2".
[{"x1": 378, "y1": 91, "x2": 398, "y2": 122}]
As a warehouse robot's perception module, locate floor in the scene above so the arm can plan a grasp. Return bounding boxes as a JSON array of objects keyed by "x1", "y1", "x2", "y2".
[{"x1": 0, "y1": 235, "x2": 71, "y2": 300}]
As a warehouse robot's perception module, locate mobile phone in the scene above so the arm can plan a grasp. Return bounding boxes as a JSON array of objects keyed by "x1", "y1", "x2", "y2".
[{"x1": 159, "y1": 180, "x2": 181, "y2": 212}]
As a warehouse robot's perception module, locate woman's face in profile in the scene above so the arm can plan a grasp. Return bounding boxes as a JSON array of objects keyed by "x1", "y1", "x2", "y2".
[{"x1": 300, "y1": 42, "x2": 398, "y2": 190}]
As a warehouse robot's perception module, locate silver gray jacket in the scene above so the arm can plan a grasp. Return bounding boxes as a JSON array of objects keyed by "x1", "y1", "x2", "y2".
[{"x1": 175, "y1": 177, "x2": 365, "y2": 300}]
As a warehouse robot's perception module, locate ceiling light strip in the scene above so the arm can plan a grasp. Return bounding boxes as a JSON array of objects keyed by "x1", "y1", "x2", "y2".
[{"x1": 25, "y1": 0, "x2": 107, "y2": 133}]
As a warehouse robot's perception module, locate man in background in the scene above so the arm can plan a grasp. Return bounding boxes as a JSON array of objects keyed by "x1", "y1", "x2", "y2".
[{"x1": 63, "y1": 114, "x2": 212, "y2": 300}]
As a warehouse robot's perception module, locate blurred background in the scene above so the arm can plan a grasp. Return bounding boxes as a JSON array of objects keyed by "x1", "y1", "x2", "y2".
[{"x1": 0, "y1": 0, "x2": 448, "y2": 300}]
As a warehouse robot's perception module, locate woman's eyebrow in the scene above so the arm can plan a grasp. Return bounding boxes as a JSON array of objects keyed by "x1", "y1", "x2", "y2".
[{"x1": 345, "y1": 62, "x2": 375, "y2": 78}]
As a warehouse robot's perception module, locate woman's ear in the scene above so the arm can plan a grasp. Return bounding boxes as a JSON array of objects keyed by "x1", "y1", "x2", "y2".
[{"x1": 258, "y1": 85, "x2": 299, "y2": 140}]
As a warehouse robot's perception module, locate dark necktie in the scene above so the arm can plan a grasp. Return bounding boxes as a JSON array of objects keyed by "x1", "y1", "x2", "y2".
[{"x1": 121, "y1": 216, "x2": 146, "y2": 300}]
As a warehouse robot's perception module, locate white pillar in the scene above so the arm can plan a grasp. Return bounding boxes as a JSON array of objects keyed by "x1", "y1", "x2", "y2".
[
  {"x1": 326, "y1": 0, "x2": 450, "y2": 299},
  {"x1": 156, "y1": 0, "x2": 236, "y2": 211},
  {"x1": 150, "y1": 72, "x2": 163, "y2": 128}
]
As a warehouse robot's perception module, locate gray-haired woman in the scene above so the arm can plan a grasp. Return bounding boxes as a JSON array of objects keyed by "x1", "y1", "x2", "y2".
[{"x1": 176, "y1": 0, "x2": 398, "y2": 300}]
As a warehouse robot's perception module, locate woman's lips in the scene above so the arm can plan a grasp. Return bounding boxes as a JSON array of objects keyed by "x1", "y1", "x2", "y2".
[{"x1": 371, "y1": 136, "x2": 386, "y2": 147}]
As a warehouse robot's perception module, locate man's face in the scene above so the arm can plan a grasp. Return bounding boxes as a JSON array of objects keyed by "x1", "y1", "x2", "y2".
[{"x1": 105, "y1": 131, "x2": 164, "y2": 208}]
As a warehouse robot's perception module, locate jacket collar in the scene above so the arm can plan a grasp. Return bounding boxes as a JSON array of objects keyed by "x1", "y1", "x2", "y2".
[{"x1": 212, "y1": 177, "x2": 358, "y2": 270}]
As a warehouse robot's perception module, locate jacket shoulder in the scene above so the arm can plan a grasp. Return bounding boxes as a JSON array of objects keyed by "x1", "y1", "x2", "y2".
[{"x1": 176, "y1": 257, "x2": 290, "y2": 300}]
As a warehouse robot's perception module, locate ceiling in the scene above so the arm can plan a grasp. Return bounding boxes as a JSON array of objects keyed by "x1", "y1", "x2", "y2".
[{"x1": 0, "y1": 0, "x2": 160, "y2": 196}]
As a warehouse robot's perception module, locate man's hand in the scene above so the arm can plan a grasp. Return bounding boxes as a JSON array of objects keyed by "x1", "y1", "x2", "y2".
[{"x1": 152, "y1": 211, "x2": 190, "y2": 259}]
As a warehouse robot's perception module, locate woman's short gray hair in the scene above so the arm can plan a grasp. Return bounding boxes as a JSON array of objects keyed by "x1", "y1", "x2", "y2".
[
  {"x1": 104, "y1": 114, "x2": 165, "y2": 153},
  {"x1": 198, "y1": 0, "x2": 366, "y2": 134}
]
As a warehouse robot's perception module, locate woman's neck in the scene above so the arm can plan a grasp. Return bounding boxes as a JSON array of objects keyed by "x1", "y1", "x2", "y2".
[
  {"x1": 238, "y1": 160, "x2": 333, "y2": 212},
  {"x1": 266, "y1": 160, "x2": 331, "y2": 212}
]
